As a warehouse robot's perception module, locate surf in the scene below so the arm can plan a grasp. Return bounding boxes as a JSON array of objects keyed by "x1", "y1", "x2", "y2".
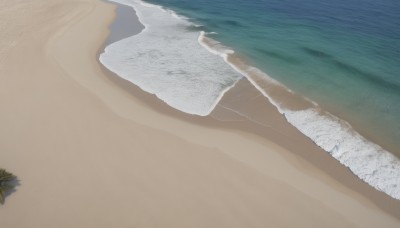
[{"x1": 100, "y1": 0, "x2": 400, "y2": 200}]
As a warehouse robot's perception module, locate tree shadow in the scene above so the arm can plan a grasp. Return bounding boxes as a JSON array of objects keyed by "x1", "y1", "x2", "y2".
[
  {"x1": 0, "y1": 169, "x2": 20, "y2": 205},
  {"x1": 4, "y1": 179, "x2": 20, "y2": 197}
]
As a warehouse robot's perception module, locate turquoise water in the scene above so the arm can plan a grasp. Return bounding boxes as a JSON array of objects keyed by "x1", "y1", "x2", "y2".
[
  {"x1": 144, "y1": 0, "x2": 400, "y2": 152},
  {"x1": 101, "y1": 0, "x2": 400, "y2": 199}
]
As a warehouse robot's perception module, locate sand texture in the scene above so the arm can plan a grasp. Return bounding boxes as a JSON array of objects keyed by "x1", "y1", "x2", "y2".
[{"x1": 0, "y1": 0, "x2": 399, "y2": 227}]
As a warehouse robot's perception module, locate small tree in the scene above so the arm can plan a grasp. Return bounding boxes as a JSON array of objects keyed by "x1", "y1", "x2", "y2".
[{"x1": 0, "y1": 169, "x2": 17, "y2": 204}]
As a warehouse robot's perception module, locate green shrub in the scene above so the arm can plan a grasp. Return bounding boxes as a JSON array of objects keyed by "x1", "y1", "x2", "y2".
[{"x1": 0, "y1": 169, "x2": 17, "y2": 204}]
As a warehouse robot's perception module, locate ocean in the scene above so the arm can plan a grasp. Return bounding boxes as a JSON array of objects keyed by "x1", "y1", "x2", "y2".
[{"x1": 100, "y1": 0, "x2": 400, "y2": 199}]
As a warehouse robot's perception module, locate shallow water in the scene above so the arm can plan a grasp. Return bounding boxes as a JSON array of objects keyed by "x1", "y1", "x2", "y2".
[
  {"x1": 145, "y1": 0, "x2": 400, "y2": 154},
  {"x1": 101, "y1": 0, "x2": 242, "y2": 115},
  {"x1": 100, "y1": 0, "x2": 400, "y2": 200}
]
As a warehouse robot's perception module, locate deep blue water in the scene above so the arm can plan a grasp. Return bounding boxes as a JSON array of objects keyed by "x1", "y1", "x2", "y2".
[{"x1": 144, "y1": 0, "x2": 400, "y2": 152}]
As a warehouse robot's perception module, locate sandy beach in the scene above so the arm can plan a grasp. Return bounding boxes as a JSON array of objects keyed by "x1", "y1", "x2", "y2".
[{"x1": 0, "y1": 0, "x2": 399, "y2": 227}]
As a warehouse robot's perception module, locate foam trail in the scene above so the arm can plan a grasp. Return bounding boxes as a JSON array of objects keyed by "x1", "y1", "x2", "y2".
[
  {"x1": 100, "y1": 0, "x2": 242, "y2": 116},
  {"x1": 101, "y1": 0, "x2": 400, "y2": 200},
  {"x1": 212, "y1": 51, "x2": 400, "y2": 200},
  {"x1": 284, "y1": 109, "x2": 400, "y2": 199}
]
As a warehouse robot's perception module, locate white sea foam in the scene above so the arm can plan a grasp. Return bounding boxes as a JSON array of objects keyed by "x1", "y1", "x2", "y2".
[
  {"x1": 222, "y1": 55, "x2": 400, "y2": 199},
  {"x1": 284, "y1": 109, "x2": 400, "y2": 199},
  {"x1": 100, "y1": 0, "x2": 242, "y2": 116},
  {"x1": 226, "y1": 62, "x2": 400, "y2": 200},
  {"x1": 101, "y1": 0, "x2": 400, "y2": 200}
]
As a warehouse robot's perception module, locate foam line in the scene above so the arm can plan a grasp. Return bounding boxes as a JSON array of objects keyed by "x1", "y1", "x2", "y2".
[
  {"x1": 100, "y1": 0, "x2": 242, "y2": 116},
  {"x1": 101, "y1": 0, "x2": 400, "y2": 200}
]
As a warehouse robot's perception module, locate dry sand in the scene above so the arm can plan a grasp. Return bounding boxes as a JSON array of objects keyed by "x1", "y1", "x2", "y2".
[{"x1": 0, "y1": 0, "x2": 399, "y2": 227}]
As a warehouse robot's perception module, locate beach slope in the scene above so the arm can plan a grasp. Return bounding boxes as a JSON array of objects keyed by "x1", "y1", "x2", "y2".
[{"x1": 0, "y1": 0, "x2": 399, "y2": 227}]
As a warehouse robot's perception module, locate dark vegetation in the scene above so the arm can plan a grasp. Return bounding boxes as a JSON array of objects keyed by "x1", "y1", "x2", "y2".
[{"x1": 0, "y1": 169, "x2": 17, "y2": 205}]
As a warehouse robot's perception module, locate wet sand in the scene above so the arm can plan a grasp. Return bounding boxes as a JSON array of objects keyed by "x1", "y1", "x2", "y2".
[
  {"x1": 0, "y1": 0, "x2": 399, "y2": 227},
  {"x1": 101, "y1": 0, "x2": 400, "y2": 219}
]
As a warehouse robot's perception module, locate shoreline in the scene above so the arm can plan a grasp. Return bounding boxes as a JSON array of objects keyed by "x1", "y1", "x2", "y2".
[
  {"x1": 1, "y1": 0, "x2": 399, "y2": 227},
  {"x1": 99, "y1": 41, "x2": 400, "y2": 220},
  {"x1": 101, "y1": 0, "x2": 400, "y2": 201},
  {"x1": 99, "y1": 0, "x2": 400, "y2": 218}
]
